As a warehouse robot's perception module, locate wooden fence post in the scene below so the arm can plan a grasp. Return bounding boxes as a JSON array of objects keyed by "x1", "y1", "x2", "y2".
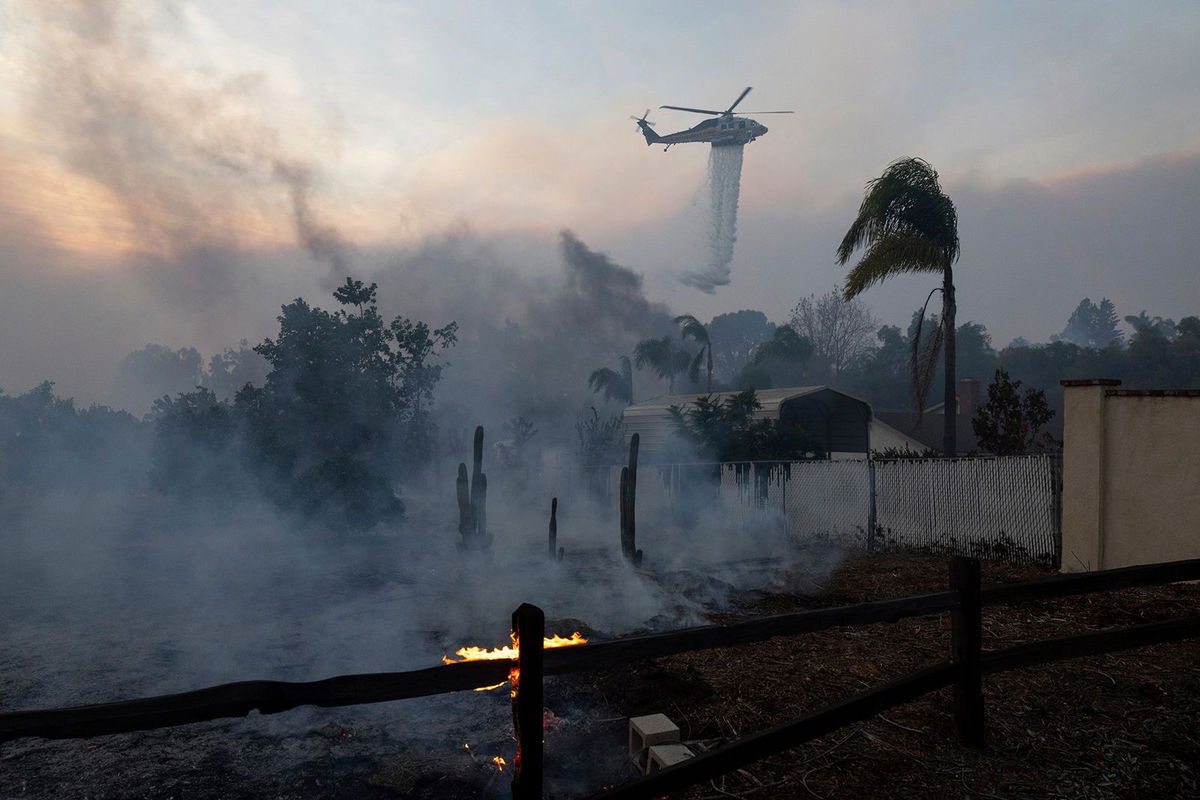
[
  {"x1": 950, "y1": 556, "x2": 985, "y2": 748},
  {"x1": 512, "y1": 603, "x2": 545, "y2": 800},
  {"x1": 620, "y1": 434, "x2": 642, "y2": 566}
]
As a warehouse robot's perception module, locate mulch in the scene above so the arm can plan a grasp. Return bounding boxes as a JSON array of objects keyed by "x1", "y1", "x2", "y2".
[{"x1": 573, "y1": 553, "x2": 1200, "y2": 799}]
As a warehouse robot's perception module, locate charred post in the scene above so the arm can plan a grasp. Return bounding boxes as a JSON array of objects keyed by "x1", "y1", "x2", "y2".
[
  {"x1": 626, "y1": 434, "x2": 641, "y2": 566},
  {"x1": 619, "y1": 466, "x2": 630, "y2": 559},
  {"x1": 548, "y1": 497, "x2": 558, "y2": 561},
  {"x1": 950, "y1": 556, "x2": 985, "y2": 748},
  {"x1": 456, "y1": 425, "x2": 490, "y2": 550},
  {"x1": 456, "y1": 463, "x2": 475, "y2": 545},
  {"x1": 511, "y1": 603, "x2": 545, "y2": 800},
  {"x1": 472, "y1": 425, "x2": 488, "y2": 543},
  {"x1": 476, "y1": 472, "x2": 489, "y2": 544}
]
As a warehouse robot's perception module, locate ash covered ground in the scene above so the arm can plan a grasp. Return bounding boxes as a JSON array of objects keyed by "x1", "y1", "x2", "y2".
[{"x1": 0, "y1": 478, "x2": 829, "y2": 798}]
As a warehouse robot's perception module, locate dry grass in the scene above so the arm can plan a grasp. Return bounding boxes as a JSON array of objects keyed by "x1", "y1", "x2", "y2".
[{"x1": 581, "y1": 553, "x2": 1200, "y2": 800}]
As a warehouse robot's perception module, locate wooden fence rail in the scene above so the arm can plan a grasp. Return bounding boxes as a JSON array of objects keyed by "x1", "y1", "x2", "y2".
[
  {"x1": 0, "y1": 660, "x2": 509, "y2": 743},
  {"x1": 578, "y1": 554, "x2": 1200, "y2": 800},
  {"x1": 0, "y1": 592, "x2": 961, "y2": 744},
  {"x1": 2, "y1": 555, "x2": 1199, "y2": 799}
]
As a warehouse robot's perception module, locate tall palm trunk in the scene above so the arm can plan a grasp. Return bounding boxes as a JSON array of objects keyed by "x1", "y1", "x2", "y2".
[
  {"x1": 706, "y1": 347, "x2": 713, "y2": 393},
  {"x1": 942, "y1": 266, "x2": 956, "y2": 456}
]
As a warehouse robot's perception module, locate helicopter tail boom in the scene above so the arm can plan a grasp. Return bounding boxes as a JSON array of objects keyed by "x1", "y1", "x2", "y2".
[{"x1": 637, "y1": 119, "x2": 661, "y2": 146}]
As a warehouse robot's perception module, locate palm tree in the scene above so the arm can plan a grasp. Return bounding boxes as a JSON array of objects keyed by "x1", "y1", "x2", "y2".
[
  {"x1": 836, "y1": 157, "x2": 961, "y2": 455},
  {"x1": 674, "y1": 314, "x2": 714, "y2": 392},
  {"x1": 634, "y1": 336, "x2": 692, "y2": 394},
  {"x1": 588, "y1": 356, "x2": 634, "y2": 404}
]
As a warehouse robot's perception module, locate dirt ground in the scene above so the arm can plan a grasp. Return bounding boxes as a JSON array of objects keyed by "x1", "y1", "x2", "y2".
[
  {"x1": 2, "y1": 552, "x2": 1197, "y2": 799},
  {"x1": 579, "y1": 553, "x2": 1200, "y2": 800}
]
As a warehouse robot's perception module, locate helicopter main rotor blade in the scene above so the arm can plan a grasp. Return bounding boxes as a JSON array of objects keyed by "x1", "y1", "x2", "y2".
[
  {"x1": 725, "y1": 86, "x2": 753, "y2": 114},
  {"x1": 739, "y1": 111, "x2": 795, "y2": 114},
  {"x1": 660, "y1": 105, "x2": 722, "y2": 115}
]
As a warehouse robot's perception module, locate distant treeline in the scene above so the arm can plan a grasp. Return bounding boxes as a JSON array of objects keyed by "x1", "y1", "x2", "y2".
[
  {"x1": 1, "y1": 279, "x2": 456, "y2": 532},
  {"x1": 3, "y1": 290, "x2": 1196, "y2": 527},
  {"x1": 682, "y1": 297, "x2": 1199, "y2": 415}
]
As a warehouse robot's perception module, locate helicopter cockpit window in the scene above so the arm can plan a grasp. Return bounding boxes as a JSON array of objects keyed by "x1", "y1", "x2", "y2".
[{"x1": 738, "y1": 121, "x2": 746, "y2": 129}]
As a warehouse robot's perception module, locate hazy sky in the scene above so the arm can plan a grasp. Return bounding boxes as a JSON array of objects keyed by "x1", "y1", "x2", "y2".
[{"x1": 1, "y1": 0, "x2": 1198, "y2": 402}]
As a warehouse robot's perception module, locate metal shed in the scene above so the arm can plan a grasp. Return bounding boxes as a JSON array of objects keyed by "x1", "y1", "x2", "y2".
[{"x1": 621, "y1": 386, "x2": 874, "y2": 461}]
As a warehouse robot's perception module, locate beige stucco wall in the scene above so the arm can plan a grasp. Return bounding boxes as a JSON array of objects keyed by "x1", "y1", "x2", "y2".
[{"x1": 1061, "y1": 381, "x2": 1200, "y2": 571}]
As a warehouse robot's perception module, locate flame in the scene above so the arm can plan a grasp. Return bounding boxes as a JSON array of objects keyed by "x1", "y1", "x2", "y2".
[
  {"x1": 492, "y1": 756, "x2": 506, "y2": 771},
  {"x1": 441, "y1": 631, "x2": 587, "y2": 664},
  {"x1": 442, "y1": 631, "x2": 587, "y2": 693}
]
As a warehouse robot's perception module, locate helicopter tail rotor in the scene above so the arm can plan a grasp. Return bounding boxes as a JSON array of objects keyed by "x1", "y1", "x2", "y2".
[
  {"x1": 630, "y1": 109, "x2": 656, "y2": 126},
  {"x1": 631, "y1": 110, "x2": 662, "y2": 145}
]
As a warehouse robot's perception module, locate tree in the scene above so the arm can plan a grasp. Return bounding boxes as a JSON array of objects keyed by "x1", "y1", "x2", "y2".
[
  {"x1": 115, "y1": 344, "x2": 203, "y2": 415},
  {"x1": 667, "y1": 390, "x2": 824, "y2": 462},
  {"x1": 708, "y1": 310, "x2": 774, "y2": 382},
  {"x1": 575, "y1": 407, "x2": 624, "y2": 465},
  {"x1": 788, "y1": 288, "x2": 877, "y2": 382},
  {"x1": 634, "y1": 336, "x2": 692, "y2": 394},
  {"x1": 251, "y1": 278, "x2": 456, "y2": 489},
  {"x1": 837, "y1": 157, "x2": 961, "y2": 454},
  {"x1": 1124, "y1": 310, "x2": 1177, "y2": 340},
  {"x1": 149, "y1": 387, "x2": 239, "y2": 494},
  {"x1": 1053, "y1": 298, "x2": 1123, "y2": 348},
  {"x1": 972, "y1": 369, "x2": 1057, "y2": 455},
  {"x1": 839, "y1": 324, "x2": 911, "y2": 409},
  {"x1": 588, "y1": 356, "x2": 634, "y2": 404},
  {"x1": 203, "y1": 340, "x2": 269, "y2": 400},
  {"x1": 0, "y1": 382, "x2": 146, "y2": 492},
  {"x1": 955, "y1": 321, "x2": 998, "y2": 385},
  {"x1": 674, "y1": 314, "x2": 714, "y2": 392},
  {"x1": 502, "y1": 415, "x2": 538, "y2": 467},
  {"x1": 738, "y1": 325, "x2": 813, "y2": 389}
]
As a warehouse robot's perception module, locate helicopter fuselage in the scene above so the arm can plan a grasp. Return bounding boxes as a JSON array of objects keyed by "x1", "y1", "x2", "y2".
[
  {"x1": 636, "y1": 114, "x2": 768, "y2": 149},
  {"x1": 659, "y1": 115, "x2": 768, "y2": 146}
]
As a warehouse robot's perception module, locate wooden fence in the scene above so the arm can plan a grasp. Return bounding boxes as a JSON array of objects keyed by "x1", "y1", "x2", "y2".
[{"x1": 2, "y1": 556, "x2": 1199, "y2": 799}]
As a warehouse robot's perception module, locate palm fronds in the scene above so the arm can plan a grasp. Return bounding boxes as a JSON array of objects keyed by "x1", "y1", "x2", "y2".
[
  {"x1": 843, "y1": 229, "x2": 947, "y2": 297},
  {"x1": 587, "y1": 355, "x2": 633, "y2": 404},
  {"x1": 673, "y1": 314, "x2": 709, "y2": 345},
  {"x1": 837, "y1": 157, "x2": 959, "y2": 299},
  {"x1": 674, "y1": 314, "x2": 713, "y2": 391}
]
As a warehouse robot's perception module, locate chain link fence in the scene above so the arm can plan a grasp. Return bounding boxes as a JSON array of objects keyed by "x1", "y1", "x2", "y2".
[
  {"x1": 575, "y1": 455, "x2": 1061, "y2": 566},
  {"x1": 871, "y1": 455, "x2": 1060, "y2": 565}
]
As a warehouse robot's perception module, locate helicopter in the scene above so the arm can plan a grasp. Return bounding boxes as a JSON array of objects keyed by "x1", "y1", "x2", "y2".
[{"x1": 632, "y1": 87, "x2": 792, "y2": 150}]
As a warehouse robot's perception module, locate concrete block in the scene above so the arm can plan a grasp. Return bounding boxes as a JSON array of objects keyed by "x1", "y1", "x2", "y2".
[
  {"x1": 628, "y1": 713, "x2": 680, "y2": 758},
  {"x1": 647, "y1": 743, "x2": 694, "y2": 773}
]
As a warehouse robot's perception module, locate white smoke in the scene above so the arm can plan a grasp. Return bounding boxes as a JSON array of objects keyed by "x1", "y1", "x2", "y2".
[{"x1": 682, "y1": 144, "x2": 744, "y2": 294}]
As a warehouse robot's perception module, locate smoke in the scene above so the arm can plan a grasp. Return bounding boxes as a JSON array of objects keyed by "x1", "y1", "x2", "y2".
[
  {"x1": 273, "y1": 160, "x2": 355, "y2": 285},
  {"x1": 0, "y1": 10, "x2": 846, "y2": 790},
  {"x1": 681, "y1": 144, "x2": 744, "y2": 294},
  {"x1": 357, "y1": 229, "x2": 678, "y2": 447},
  {"x1": 20, "y1": 0, "x2": 352, "y2": 283},
  {"x1": 556, "y1": 230, "x2": 675, "y2": 343}
]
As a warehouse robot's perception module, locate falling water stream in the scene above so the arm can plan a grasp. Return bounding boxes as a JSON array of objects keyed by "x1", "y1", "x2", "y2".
[{"x1": 682, "y1": 144, "x2": 744, "y2": 293}]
